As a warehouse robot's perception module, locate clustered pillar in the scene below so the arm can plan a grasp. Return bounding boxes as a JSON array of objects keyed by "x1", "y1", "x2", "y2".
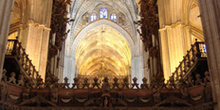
[
  {"x1": 198, "y1": 0, "x2": 220, "y2": 109},
  {"x1": 18, "y1": 0, "x2": 53, "y2": 81},
  {"x1": 0, "y1": 0, "x2": 15, "y2": 81}
]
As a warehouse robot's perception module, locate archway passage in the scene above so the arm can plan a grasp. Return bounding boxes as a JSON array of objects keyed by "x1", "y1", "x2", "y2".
[{"x1": 75, "y1": 26, "x2": 131, "y2": 83}]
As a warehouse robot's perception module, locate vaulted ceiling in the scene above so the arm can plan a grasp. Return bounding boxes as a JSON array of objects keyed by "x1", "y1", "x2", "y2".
[{"x1": 75, "y1": 26, "x2": 131, "y2": 78}]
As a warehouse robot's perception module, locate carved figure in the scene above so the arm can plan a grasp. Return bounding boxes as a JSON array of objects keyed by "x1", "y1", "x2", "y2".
[{"x1": 8, "y1": 72, "x2": 16, "y2": 84}]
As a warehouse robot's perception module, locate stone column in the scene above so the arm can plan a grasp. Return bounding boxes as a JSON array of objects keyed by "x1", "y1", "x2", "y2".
[
  {"x1": 18, "y1": 0, "x2": 53, "y2": 81},
  {"x1": 0, "y1": 0, "x2": 14, "y2": 81},
  {"x1": 198, "y1": 0, "x2": 220, "y2": 109},
  {"x1": 131, "y1": 56, "x2": 143, "y2": 85},
  {"x1": 159, "y1": 28, "x2": 171, "y2": 81},
  {"x1": 63, "y1": 56, "x2": 75, "y2": 84},
  {"x1": 143, "y1": 49, "x2": 150, "y2": 83},
  {"x1": 56, "y1": 43, "x2": 65, "y2": 83},
  {"x1": 19, "y1": 22, "x2": 51, "y2": 81},
  {"x1": 158, "y1": 0, "x2": 192, "y2": 80},
  {"x1": 159, "y1": 24, "x2": 191, "y2": 80}
]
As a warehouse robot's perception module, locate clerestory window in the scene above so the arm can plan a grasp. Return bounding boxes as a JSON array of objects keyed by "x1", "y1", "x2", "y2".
[
  {"x1": 90, "y1": 14, "x2": 97, "y2": 22},
  {"x1": 110, "y1": 13, "x2": 117, "y2": 22},
  {"x1": 100, "y1": 8, "x2": 108, "y2": 18}
]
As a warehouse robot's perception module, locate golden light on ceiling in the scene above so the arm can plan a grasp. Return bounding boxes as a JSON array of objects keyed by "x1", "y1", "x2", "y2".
[{"x1": 75, "y1": 26, "x2": 131, "y2": 79}]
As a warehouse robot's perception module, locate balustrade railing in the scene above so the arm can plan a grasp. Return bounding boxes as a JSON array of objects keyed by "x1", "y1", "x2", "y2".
[
  {"x1": 169, "y1": 41, "x2": 207, "y2": 83},
  {"x1": 5, "y1": 40, "x2": 39, "y2": 84},
  {"x1": 0, "y1": 70, "x2": 213, "y2": 109}
]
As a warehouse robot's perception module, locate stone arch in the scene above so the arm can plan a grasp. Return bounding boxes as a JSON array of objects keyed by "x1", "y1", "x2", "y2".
[
  {"x1": 72, "y1": 19, "x2": 135, "y2": 58},
  {"x1": 8, "y1": 0, "x2": 22, "y2": 38},
  {"x1": 65, "y1": 19, "x2": 143, "y2": 83},
  {"x1": 64, "y1": 1, "x2": 143, "y2": 84},
  {"x1": 182, "y1": 0, "x2": 204, "y2": 41},
  {"x1": 182, "y1": 0, "x2": 195, "y2": 25},
  {"x1": 68, "y1": 1, "x2": 138, "y2": 48}
]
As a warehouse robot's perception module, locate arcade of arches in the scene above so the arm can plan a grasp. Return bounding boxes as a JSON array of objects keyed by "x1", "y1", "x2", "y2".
[{"x1": 0, "y1": 0, "x2": 220, "y2": 109}]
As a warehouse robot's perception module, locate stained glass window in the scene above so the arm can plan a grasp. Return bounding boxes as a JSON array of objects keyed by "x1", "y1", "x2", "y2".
[
  {"x1": 100, "y1": 8, "x2": 108, "y2": 18},
  {"x1": 90, "y1": 14, "x2": 97, "y2": 22},
  {"x1": 110, "y1": 14, "x2": 117, "y2": 22},
  {"x1": 202, "y1": 44, "x2": 207, "y2": 53}
]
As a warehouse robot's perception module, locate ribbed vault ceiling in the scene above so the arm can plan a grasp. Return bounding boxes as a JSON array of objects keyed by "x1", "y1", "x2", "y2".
[{"x1": 75, "y1": 26, "x2": 131, "y2": 79}]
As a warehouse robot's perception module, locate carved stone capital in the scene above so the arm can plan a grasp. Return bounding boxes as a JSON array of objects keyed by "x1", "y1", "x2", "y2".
[{"x1": 20, "y1": 20, "x2": 51, "y2": 31}]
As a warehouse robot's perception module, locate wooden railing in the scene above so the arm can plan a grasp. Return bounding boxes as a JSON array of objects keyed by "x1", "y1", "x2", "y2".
[
  {"x1": 0, "y1": 71, "x2": 214, "y2": 109},
  {"x1": 5, "y1": 40, "x2": 39, "y2": 84},
  {"x1": 169, "y1": 41, "x2": 207, "y2": 83}
]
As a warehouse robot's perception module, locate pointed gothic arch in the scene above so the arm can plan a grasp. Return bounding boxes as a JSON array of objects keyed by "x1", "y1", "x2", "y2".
[
  {"x1": 64, "y1": 19, "x2": 143, "y2": 84},
  {"x1": 72, "y1": 19, "x2": 135, "y2": 58}
]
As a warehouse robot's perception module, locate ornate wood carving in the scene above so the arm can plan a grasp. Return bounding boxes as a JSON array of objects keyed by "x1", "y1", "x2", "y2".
[
  {"x1": 138, "y1": 0, "x2": 163, "y2": 82},
  {"x1": 0, "y1": 71, "x2": 214, "y2": 109},
  {"x1": 46, "y1": 0, "x2": 72, "y2": 80},
  {"x1": 138, "y1": 0, "x2": 159, "y2": 50}
]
